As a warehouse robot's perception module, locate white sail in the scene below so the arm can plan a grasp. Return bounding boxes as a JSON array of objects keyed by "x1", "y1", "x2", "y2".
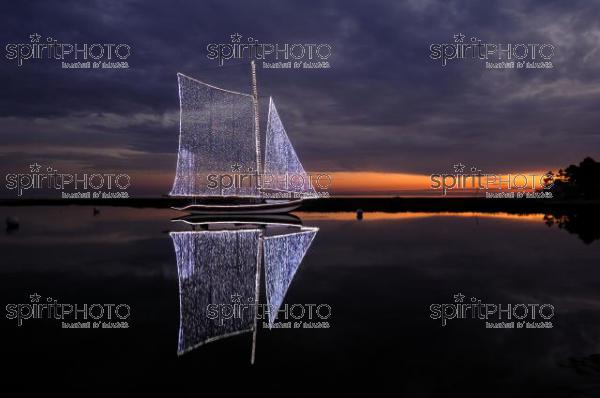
[
  {"x1": 171, "y1": 229, "x2": 261, "y2": 355},
  {"x1": 263, "y1": 98, "x2": 316, "y2": 197},
  {"x1": 170, "y1": 73, "x2": 260, "y2": 197},
  {"x1": 263, "y1": 227, "x2": 318, "y2": 328}
]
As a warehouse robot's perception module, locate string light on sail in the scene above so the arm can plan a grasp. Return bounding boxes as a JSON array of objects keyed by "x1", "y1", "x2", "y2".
[
  {"x1": 170, "y1": 73, "x2": 260, "y2": 198},
  {"x1": 169, "y1": 69, "x2": 316, "y2": 205},
  {"x1": 264, "y1": 98, "x2": 316, "y2": 196}
]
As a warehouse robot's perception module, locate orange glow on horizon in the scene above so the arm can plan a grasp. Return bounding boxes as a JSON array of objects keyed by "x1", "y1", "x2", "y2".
[
  {"x1": 128, "y1": 169, "x2": 556, "y2": 196},
  {"x1": 295, "y1": 211, "x2": 546, "y2": 222},
  {"x1": 321, "y1": 171, "x2": 430, "y2": 193},
  {"x1": 318, "y1": 170, "x2": 554, "y2": 194}
]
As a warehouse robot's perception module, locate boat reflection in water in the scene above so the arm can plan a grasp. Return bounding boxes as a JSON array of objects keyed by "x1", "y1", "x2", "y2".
[{"x1": 170, "y1": 214, "x2": 318, "y2": 363}]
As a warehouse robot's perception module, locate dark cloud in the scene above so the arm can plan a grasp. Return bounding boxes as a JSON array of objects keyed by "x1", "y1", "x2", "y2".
[{"x1": 1, "y1": 0, "x2": 600, "y2": 195}]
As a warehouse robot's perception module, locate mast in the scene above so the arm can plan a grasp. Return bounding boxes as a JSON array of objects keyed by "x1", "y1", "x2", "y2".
[{"x1": 250, "y1": 60, "x2": 262, "y2": 180}]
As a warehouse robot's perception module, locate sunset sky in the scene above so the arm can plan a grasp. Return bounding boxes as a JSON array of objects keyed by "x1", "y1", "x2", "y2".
[{"x1": 1, "y1": 0, "x2": 599, "y2": 197}]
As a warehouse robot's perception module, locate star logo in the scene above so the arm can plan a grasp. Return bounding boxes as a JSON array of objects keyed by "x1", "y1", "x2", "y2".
[
  {"x1": 30, "y1": 293, "x2": 41, "y2": 303},
  {"x1": 30, "y1": 33, "x2": 41, "y2": 43},
  {"x1": 230, "y1": 33, "x2": 242, "y2": 43},
  {"x1": 453, "y1": 293, "x2": 465, "y2": 303},
  {"x1": 231, "y1": 163, "x2": 242, "y2": 172},
  {"x1": 453, "y1": 163, "x2": 466, "y2": 173},
  {"x1": 230, "y1": 293, "x2": 242, "y2": 303},
  {"x1": 454, "y1": 33, "x2": 465, "y2": 43},
  {"x1": 30, "y1": 163, "x2": 42, "y2": 173}
]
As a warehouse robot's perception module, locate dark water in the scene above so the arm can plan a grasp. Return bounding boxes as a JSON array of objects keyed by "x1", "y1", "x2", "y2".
[{"x1": 1, "y1": 206, "x2": 600, "y2": 397}]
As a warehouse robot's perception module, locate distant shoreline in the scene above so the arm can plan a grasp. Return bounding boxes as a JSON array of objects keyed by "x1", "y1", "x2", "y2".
[{"x1": 0, "y1": 197, "x2": 598, "y2": 214}]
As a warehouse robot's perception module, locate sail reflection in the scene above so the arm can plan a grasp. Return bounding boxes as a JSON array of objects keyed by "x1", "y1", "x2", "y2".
[
  {"x1": 263, "y1": 228, "x2": 317, "y2": 328},
  {"x1": 170, "y1": 218, "x2": 318, "y2": 360},
  {"x1": 172, "y1": 229, "x2": 260, "y2": 355}
]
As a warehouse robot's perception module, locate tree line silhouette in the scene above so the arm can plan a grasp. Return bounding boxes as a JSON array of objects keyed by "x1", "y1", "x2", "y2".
[{"x1": 545, "y1": 157, "x2": 600, "y2": 199}]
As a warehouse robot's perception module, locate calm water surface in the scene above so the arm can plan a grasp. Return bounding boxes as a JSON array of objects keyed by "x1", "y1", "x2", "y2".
[{"x1": 1, "y1": 206, "x2": 600, "y2": 397}]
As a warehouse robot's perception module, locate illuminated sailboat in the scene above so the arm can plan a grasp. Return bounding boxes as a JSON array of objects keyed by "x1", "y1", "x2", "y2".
[
  {"x1": 170, "y1": 61, "x2": 316, "y2": 213},
  {"x1": 171, "y1": 220, "x2": 318, "y2": 363}
]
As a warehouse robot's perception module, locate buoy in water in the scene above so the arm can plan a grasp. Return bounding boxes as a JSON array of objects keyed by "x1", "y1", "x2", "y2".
[{"x1": 6, "y1": 216, "x2": 19, "y2": 230}]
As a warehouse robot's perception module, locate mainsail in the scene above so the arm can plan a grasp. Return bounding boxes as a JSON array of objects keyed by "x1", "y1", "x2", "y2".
[
  {"x1": 263, "y1": 227, "x2": 318, "y2": 328},
  {"x1": 170, "y1": 73, "x2": 260, "y2": 197},
  {"x1": 171, "y1": 229, "x2": 261, "y2": 355},
  {"x1": 263, "y1": 98, "x2": 316, "y2": 197}
]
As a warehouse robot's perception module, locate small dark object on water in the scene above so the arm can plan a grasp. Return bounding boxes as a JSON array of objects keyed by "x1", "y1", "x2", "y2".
[
  {"x1": 356, "y1": 209, "x2": 363, "y2": 220},
  {"x1": 93, "y1": 207, "x2": 100, "y2": 216},
  {"x1": 6, "y1": 216, "x2": 19, "y2": 230}
]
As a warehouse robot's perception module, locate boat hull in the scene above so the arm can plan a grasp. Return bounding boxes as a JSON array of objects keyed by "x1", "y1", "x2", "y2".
[
  {"x1": 171, "y1": 213, "x2": 302, "y2": 226},
  {"x1": 171, "y1": 199, "x2": 303, "y2": 214}
]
